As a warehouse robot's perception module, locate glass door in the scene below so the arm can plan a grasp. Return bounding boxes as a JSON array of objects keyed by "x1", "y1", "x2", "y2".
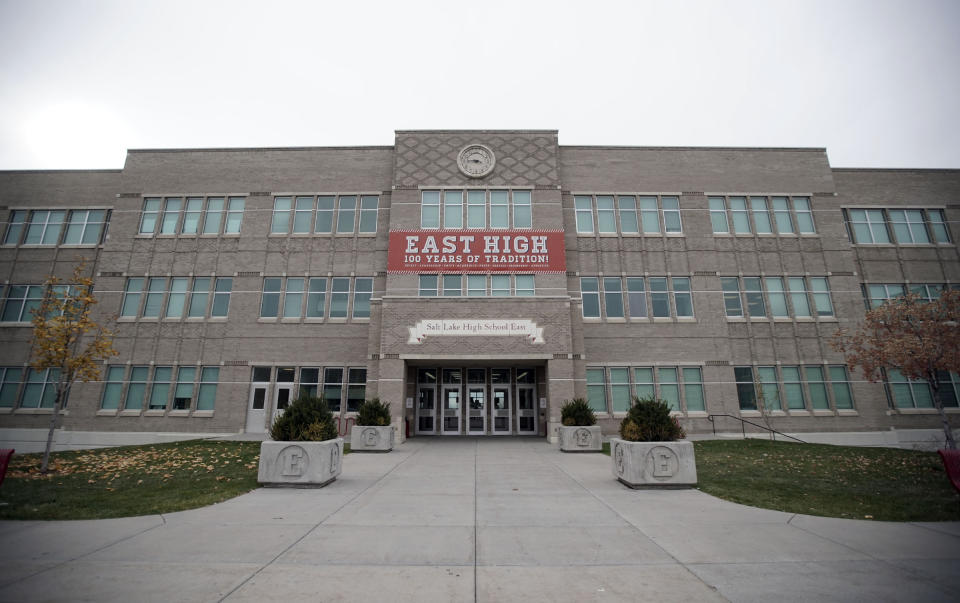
[
  {"x1": 516, "y1": 367, "x2": 537, "y2": 435},
  {"x1": 271, "y1": 366, "x2": 295, "y2": 426},
  {"x1": 416, "y1": 368, "x2": 437, "y2": 435},
  {"x1": 441, "y1": 386, "x2": 461, "y2": 435},
  {"x1": 467, "y1": 368, "x2": 486, "y2": 435},
  {"x1": 491, "y1": 368, "x2": 512, "y2": 435},
  {"x1": 245, "y1": 366, "x2": 271, "y2": 434}
]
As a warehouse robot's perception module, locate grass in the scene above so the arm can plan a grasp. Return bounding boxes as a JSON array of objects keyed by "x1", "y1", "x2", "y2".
[
  {"x1": 0, "y1": 440, "x2": 263, "y2": 520},
  {"x1": 603, "y1": 438, "x2": 959, "y2": 521}
]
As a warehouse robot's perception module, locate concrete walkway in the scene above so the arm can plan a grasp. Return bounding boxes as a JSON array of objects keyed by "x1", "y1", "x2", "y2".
[{"x1": 1, "y1": 438, "x2": 959, "y2": 602}]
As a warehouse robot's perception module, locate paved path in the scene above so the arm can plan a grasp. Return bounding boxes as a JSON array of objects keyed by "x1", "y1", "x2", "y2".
[{"x1": 1, "y1": 438, "x2": 959, "y2": 602}]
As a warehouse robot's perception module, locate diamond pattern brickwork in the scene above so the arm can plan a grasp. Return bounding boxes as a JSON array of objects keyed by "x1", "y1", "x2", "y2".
[{"x1": 394, "y1": 132, "x2": 560, "y2": 189}]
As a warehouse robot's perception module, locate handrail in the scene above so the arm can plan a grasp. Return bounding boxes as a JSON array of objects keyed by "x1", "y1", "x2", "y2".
[{"x1": 706, "y1": 413, "x2": 807, "y2": 444}]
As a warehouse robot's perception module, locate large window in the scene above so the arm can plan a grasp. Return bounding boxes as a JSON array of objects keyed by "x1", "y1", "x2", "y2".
[
  {"x1": 271, "y1": 194, "x2": 378, "y2": 235},
  {"x1": 298, "y1": 366, "x2": 366, "y2": 413},
  {"x1": 421, "y1": 189, "x2": 532, "y2": 229},
  {"x1": 721, "y1": 276, "x2": 834, "y2": 319},
  {"x1": 574, "y1": 194, "x2": 682, "y2": 235},
  {"x1": 418, "y1": 274, "x2": 535, "y2": 297},
  {"x1": 140, "y1": 196, "x2": 244, "y2": 236},
  {"x1": 3, "y1": 208, "x2": 110, "y2": 246},
  {"x1": 734, "y1": 365, "x2": 854, "y2": 412},
  {"x1": 120, "y1": 277, "x2": 232, "y2": 319},
  {"x1": 709, "y1": 195, "x2": 816, "y2": 235},
  {"x1": 581, "y1": 276, "x2": 693, "y2": 319},
  {"x1": 0, "y1": 285, "x2": 44, "y2": 322},
  {"x1": 100, "y1": 364, "x2": 219, "y2": 413},
  {"x1": 585, "y1": 365, "x2": 706, "y2": 414},
  {"x1": 260, "y1": 276, "x2": 373, "y2": 319},
  {"x1": 844, "y1": 208, "x2": 950, "y2": 245},
  {"x1": 863, "y1": 283, "x2": 958, "y2": 309}
]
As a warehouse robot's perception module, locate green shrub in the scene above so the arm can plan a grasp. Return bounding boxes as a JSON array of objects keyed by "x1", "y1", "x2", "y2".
[
  {"x1": 355, "y1": 398, "x2": 392, "y2": 426},
  {"x1": 269, "y1": 396, "x2": 339, "y2": 441},
  {"x1": 619, "y1": 396, "x2": 685, "y2": 442},
  {"x1": 560, "y1": 398, "x2": 596, "y2": 426}
]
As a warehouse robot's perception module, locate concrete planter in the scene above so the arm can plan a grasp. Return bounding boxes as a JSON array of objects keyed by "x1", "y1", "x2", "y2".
[
  {"x1": 258, "y1": 438, "x2": 343, "y2": 487},
  {"x1": 559, "y1": 425, "x2": 603, "y2": 452},
  {"x1": 350, "y1": 424, "x2": 394, "y2": 452},
  {"x1": 611, "y1": 438, "x2": 697, "y2": 488}
]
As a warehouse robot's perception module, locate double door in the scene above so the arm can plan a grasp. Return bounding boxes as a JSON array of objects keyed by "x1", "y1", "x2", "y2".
[{"x1": 415, "y1": 367, "x2": 537, "y2": 436}]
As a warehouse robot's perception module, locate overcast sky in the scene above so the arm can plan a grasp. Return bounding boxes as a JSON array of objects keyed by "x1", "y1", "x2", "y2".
[{"x1": 0, "y1": 0, "x2": 958, "y2": 170}]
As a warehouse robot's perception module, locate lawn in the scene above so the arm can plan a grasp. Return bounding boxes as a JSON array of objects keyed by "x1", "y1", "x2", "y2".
[
  {"x1": 0, "y1": 440, "x2": 263, "y2": 520},
  {"x1": 603, "y1": 439, "x2": 959, "y2": 522}
]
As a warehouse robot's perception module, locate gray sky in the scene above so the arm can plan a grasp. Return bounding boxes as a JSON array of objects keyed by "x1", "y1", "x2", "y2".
[{"x1": 1, "y1": 0, "x2": 958, "y2": 169}]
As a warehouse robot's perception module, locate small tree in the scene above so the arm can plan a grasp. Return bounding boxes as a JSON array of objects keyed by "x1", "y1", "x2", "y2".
[
  {"x1": 832, "y1": 290, "x2": 960, "y2": 450},
  {"x1": 31, "y1": 261, "x2": 117, "y2": 472}
]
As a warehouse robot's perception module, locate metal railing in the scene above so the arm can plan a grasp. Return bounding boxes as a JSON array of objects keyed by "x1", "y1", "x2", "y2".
[{"x1": 706, "y1": 414, "x2": 807, "y2": 444}]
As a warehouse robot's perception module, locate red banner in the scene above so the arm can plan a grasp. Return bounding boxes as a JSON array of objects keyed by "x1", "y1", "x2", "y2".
[{"x1": 388, "y1": 230, "x2": 566, "y2": 273}]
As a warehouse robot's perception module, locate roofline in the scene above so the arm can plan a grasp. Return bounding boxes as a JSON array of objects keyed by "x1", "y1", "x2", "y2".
[
  {"x1": 395, "y1": 129, "x2": 558, "y2": 135},
  {"x1": 832, "y1": 167, "x2": 960, "y2": 173},
  {"x1": 0, "y1": 169, "x2": 122, "y2": 174},
  {"x1": 127, "y1": 146, "x2": 394, "y2": 154},
  {"x1": 560, "y1": 145, "x2": 827, "y2": 153}
]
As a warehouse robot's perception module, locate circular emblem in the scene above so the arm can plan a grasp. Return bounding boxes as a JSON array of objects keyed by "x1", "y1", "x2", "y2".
[
  {"x1": 643, "y1": 445, "x2": 680, "y2": 481},
  {"x1": 361, "y1": 427, "x2": 381, "y2": 447},
  {"x1": 457, "y1": 144, "x2": 496, "y2": 178},
  {"x1": 574, "y1": 428, "x2": 592, "y2": 447}
]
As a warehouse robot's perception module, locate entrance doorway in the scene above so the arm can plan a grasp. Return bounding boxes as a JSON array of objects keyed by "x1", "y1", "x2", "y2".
[{"x1": 414, "y1": 366, "x2": 539, "y2": 436}]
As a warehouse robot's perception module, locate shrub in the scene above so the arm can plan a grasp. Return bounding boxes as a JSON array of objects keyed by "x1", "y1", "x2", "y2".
[
  {"x1": 269, "y1": 396, "x2": 339, "y2": 441},
  {"x1": 560, "y1": 398, "x2": 596, "y2": 426},
  {"x1": 619, "y1": 396, "x2": 685, "y2": 442},
  {"x1": 355, "y1": 398, "x2": 392, "y2": 426}
]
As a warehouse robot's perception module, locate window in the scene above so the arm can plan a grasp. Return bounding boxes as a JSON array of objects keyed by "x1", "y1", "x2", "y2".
[
  {"x1": 649, "y1": 278, "x2": 670, "y2": 317},
  {"x1": 626, "y1": 278, "x2": 646, "y2": 318},
  {"x1": 658, "y1": 367, "x2": 680, "y2": 410},
  {"x1": 197, "y1": 367, "x2": 219, "y2": 411},
  {"x1": 711, "y1": 195, "x2": 816, "y2": 235},
  {"x1": 283, "y1": 278, "x2": 305, "y2": 318},
  {"x1": 581, "y1": 277, "x2": 600, "y2": 318},
  {"x1": 737, "y1": 365, "x2": 854, "y2": 412},
  {"x1": 513, "y1": 190, "x2": 532, "y2": 228},
  {"x1": 330, "y1": 278, "x2": 350, "y2": 318},
  {"x1": 491, "y1": 275, "x2": 510, "y2": 296},
  {"x1": 353, "y1": 278, "x2": 372, "y2": 318},
  {"x1": 423, "y1": 189, "x2": 531, "y2": 229},
  {"x1": 419, "y1": 275, "x2": 439, "y2": 297},
  {"x1": 662, "y1": 197, "x2": 682, "y2": 233},
  {"x1": 603, "y1": 277, "x2": 623, "y2": 318},
  {"x1": 443, "y1": 274, "x2": 462, "y2": 297},
  {"x1": 89, "y1": 369, "x2": 126, "y2": 414},
  {"x1": 597, "y1": 196, "x2": 616, "y2": 233},
  {"x1": 935, "y1": 371, "x2": 960, "y2": 407},
  {"x1": 610, "y1": 368, "x2": 631, "y2": 412},
  {"x1": 3, "y1": 210, "x2": 27, "y2": 245},
  {"x1": 347, "y1": 368, "x2": 367, "y2": 412},
  {"x1": 260, "y1": 278, "x2": 282, "y2": 318},
  {"x1": 270, "y1": 194, "x2": 376, "y2": 235},
  {"x1": 751, "y1": 197, "x2": 773, "y2": 234},
  {"x1": 1, "y1": 285, "x2": 43, "y2": 322},
  {"x1": 443, "y1": 191, "x2": 463, "y2": 228},
  {"x1": 639, "y1": 197, "x2": 660, "y2": 233},
  {"x1": 514, "y1": 275, "x2": 534, "y2": 296},
  {"x1": 188, "y1": 278, "x2": 211, "y2": 318},
  {"x1": 63, "y1": 210, "x2": 108, "y2": 245},
  {"x1": 20, "y1": 368, "x2": 59, "y2": 409},
  {"x1": 0, "y1": 367, "x2": 24, "y2": 408},
  {"x1": 306, "y1": 278, "x2": 327, "y2": 318},
  {"x1": 299, "y1": 368, "x2": 320, "y2": 398},
  {"x1": 683, "y1": 367, "x2": 705, "y2": 411},
  {"x1": 139, "y1": 195, "x2": 244, "y2": 236},
  {"x1": 846, "y1": 208, "x2": 949, "y2": 245},
  {"x1": 586, "y1": 368, "x2": 607, "y2": 413},
  {"x1": 357, "y1": 196, "x2": 378, "y2": 233},
  {"x1": 633, "y1": 367, "x2": 654, "y2": 399},
  {"x1": 672, "y1": 278, "x2": 693, "y2": 317},
  {"x1": 574, "y1": 196, "x2": 593, "y2": 233},
  {"x1": 337, "y1": 196, "x2": 357, "y2": 233},
  {"x1": 323, "y1": 367, "x2": 344, "y2": 412},
  {"x1": 149, "y1": 367, "x2": 172, "y2": 410},
  {"x1": 619, "y1": 196, "x2": 638, "y2": 233},
  {"x1": 125, "y1": 366, "x2": 149, "y2": 410},
  {"x1": 467, "y1": 275, "x2": 486, "y2": 296},
  {"x1": 709, "y1": 198, "x2": 729, "y2": 233},
  {"x1": 173, "y1": 367, "x2": 196, "y2": 410},
  {"x1": 24, "y1": 210, "x2": 66, "y2": 245},
  {"x1": 211, "y1": 278, "x2": 232, "y2": 317},
  {"x1": 165, "y1": 278, "x2": 188, "y2": 318},
  {"x1": 724, "y1": 276, "x2": 833, "y2": 320}
]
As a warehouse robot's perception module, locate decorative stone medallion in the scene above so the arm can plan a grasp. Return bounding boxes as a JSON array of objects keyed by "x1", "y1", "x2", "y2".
[
  {"x1": 361, "y1": 427, "x2": 381, "y2": 447},
  {"x1": 278, "y1": 444, "x2": 309, "y2": 477},
  {"x1": 330, "y1": 443, "x2": 341, "y2": 473},
  {"x1": 644, "y1": 445, "x2": 680, "y2": 481},
  {"x1": 614, "y1": 442, "x2": 626, "y2": 476},
  {"x1": 457, "y1": 144, "x2": 496, "y2": 178},
  {"x1": 575, "y1": 428, "x2": 592, "y2": 447}
]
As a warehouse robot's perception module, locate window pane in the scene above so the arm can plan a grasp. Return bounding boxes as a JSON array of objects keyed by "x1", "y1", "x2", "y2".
[
  {"x1": 271, "y1": 197, "x2": 291, "y2": 233},
  {"x1": 610, "y1": 368, "x2": 631, "y2": 412},
  {"x1": 627, "y1": 277, "x2": 646, "y2": 318},
  {"x1": 649, "y1": 277, "x2": 669, "y2": 317},
  {"x1": 419, "y1": 275, "x2": 438, "y2": 297},
  {"x1": 143, "y1": 278, "x2": 166, "y2": 318},
  {"x1": 734, "y1": 367, "x2": 756, "y2": 410},
  {"x1": 581, "y1": 277, "x2": 600, "y2": 318},
  {"x1": 805, "y1": 366, "x2": 830, "y2": 410},
  {"x1": 586, "y1": 368, "x2": 607, "y2": 413},
  {"x1": 467, "y1": 190, "x2": 485, "y2": 228},
  {"x1": 306, "y1": 278, "x2": 327, "y2": 317},
  {"x1": 672, "y1": 277, "x2": 692, "y2": 317},
  {"x1": 283, "y1": 278, "x2": 304, "y2": 318},
  {"x1": 330, "y1": 278, "x2": 350, "y2": 317},
  {"x1": 160, "y1": 199, "x2": 181, "y2": 234},
  {"x1": 443, "y1": 191, "x2": 462, "y2": 228},
  {"x1": 515, "y1": 275, "x2": 534, "y2": 296},
  {"x1": 490, "y1": 191, "x2": 509, "y2": 228},
  {"x1": 513, "y1": 190, "x2": 532, "y2": 228},
  {"x1": 337, "y1": 196, "x2": 357, "y2": 233},
  {"x1": 794, "y1": 198, "x2": 815, "y2": 233},
  {"x1": 929, "y1": 210, "x2": 950, "y2": 243},
  {"x1": 211, "y1": 278, "x2": 232, "y2": 317},
  {"x1": 293, "y1": 197, "x2": 314, "y2": 233},
  {"x1": 574, "y1": 196, "x2": 593, "y2": 234},
  {"x1": 634, "y1": 367, "x2": 655, "y2": 399},
  {"x1": 596, "y1": 196, "x2": 616, "y2": 233},
  {"x1": 491, "y1": 275, "x2": 509, "y2": 296},
  {"x1": 197, "y1": 367, "x2": 218, "y2": 410},
  {"x1": 353, "y1": 277, "x2": 372, "y2": 318},
  {"x1": 100, "y1": 366, "x2": 125, "y2": 410},
  {"x1": 225, "y1": 197, "x2": 244, "y2": 233},
  {"x1": 189, "y1": 277, "x2": 210, "y2": 318},
  {"x1": 709, "y1": 198, "x2": 729, "y2": 233},
  {"x1": 443, "y1": 274, "x2": 462, "y2": 296},
  {"x1": 315, "y1": 196, "x2": 334, "y2": 233},
  {"x1": 788, "y1": 278, "x2": 811, "y2": 317},
  {"x1": 662, "y1": 197, "x2": 681, "y2": 233},
  {"x1": 730, "y1": 197, "x2": 751, "y2": 234},
  {"x1": 721, "y1": 278, "x2": 743, "y2": 317},
  {"x1": 618, "y1": 196, "x2": 638, "y2": 233},
  {"x1": 121, "y1": 278, "x2": 144, "y2": 317},
  {"x1": 603, "y1": 277, "x2": 623, "y2": 318},
  {"x1": 751, "y1": 197, "x2": 772, "y2": 234},
  {"x1": 772, "y1": 197, "x2": 794, "y2": 234},
  {"x1": 358, "y1": 196, "x2": 379, "y2": 233},
  {"x1": 165, "y1": 278, "x2": 188, "y2": 318},
  {"x1": 683, "y1": 367, "x2": 704, "y2": 411},
  {"x1": 743, "y1": 278, "x2": 766, "y2": 317},
  {"x1": 830, "y1": 366, "x2": 853, "y2": 409},
  {"x1": 261, "y1": 277, "x2": 282, "y2": 317},
  {"x1": 810, "y1": 277, "x2": 834, "y2": 316},
  {"x1": 765, "y1": 277, "x2": 788, "y2": 317},
  {"x1": 639, "y1": 197, "x2": 660, "y2": 233}
]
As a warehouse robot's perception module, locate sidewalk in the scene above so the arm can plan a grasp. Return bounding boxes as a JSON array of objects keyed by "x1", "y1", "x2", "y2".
[{"x1": 1, "y1": 438, "x2": 959, "y2": 602}]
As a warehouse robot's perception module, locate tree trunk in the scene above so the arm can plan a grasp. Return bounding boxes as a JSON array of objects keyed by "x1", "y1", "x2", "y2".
[
  {"x1": 929, "y1": 379, "x2": 956, "y2": 450},
  {"x1": 40, "y1": 385, "x2": 65, "y2": 474}
]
